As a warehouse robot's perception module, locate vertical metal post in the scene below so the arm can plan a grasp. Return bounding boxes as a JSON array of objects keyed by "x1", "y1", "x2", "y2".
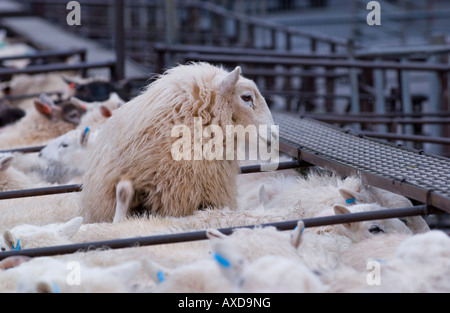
[
  {"x1": 427, "y1": 55, "x2": 443, "y2": 155},
  {"x1": 348, "y1": 41, "x2": 360, "y2": 130},
  {"x1": 164, "y1": 0, "x2": 176, "y2": 67},
  {"x1": 401, "y1": 57, "x2": 413, "y2": 145},
  {"x1": 114, "y1": 0, "x2": 125, "y2": 81},
  {"x1": 374, "y1": 63, "x2": 387, "y2": 133}
]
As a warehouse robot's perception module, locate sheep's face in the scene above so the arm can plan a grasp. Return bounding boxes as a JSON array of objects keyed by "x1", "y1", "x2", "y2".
[
  {"x1": 39, "y1": 128, "x2": 90, "y2": 163},
  {"x1": 334, "y1": 204, "x2": 413, "y2": 242},
  {"x1": 216, "y1": 67, "x2": 276, "y2": 139}
]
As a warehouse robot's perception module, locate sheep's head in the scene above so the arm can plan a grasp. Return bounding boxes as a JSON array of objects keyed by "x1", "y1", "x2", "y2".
[
  {"x1": 34, "y1": 93, "x2": 87, "y2": 125},
  {"x1": 333, "y1": 203, "x2": 413, "y2": 242},
  {"x1": 0, "y1": 217, "x2": 83, "y2": 252},
  {"x1": 39, "y1": 128, "x2": 91, "y2": 163},
  {"x1": 0, "y1": 154, "x2": 14, "y2": 172},
  {"x1": 215, "y1": 66, "x2": 276, "y2": 138}
]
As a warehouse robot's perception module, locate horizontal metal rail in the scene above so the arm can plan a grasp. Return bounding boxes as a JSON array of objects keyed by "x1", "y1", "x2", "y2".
[
  {"x1": 0, "y1": 162, "x2": 310, "y2": 201},
  {"x1": 307, "y1": 116, "x2": 450, "y2": 125},
  {"x1": 0, "y1": 205, "x2": 430, "y2": 261},
  {"x1": 183, "y1": 53, "x2": 450, "y2": 72},
  {"x1": 0, "y1": 145, "x2": 46, "y2": 154},
  {"x1": 360, "y1": 132, "x2": 450, "y2": 146},
  {"x1": 0, "y1": 48, "x2": 86, "y2": 62},
  {"x1": 0, "y1": 61, "x2": 116, "y2": 78},
  {"x1": 0, "y1": 185, "x2": 82, "y2": 201}
]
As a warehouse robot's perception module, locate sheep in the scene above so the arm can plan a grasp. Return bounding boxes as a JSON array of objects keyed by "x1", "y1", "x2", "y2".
[
  {"x1": 251, "y1": 170, "x2": 429, "y2": 234},
  {"x1": 0, "y1": 217, "x2": 83, "y2": 252},
  {"x1": 0, "y1": 102, "x2": 25, "y2": 127},
  {"x1": 78, "y1": 62, "x2": 277, "y2": 223},
  {"x1": 7, "y1": 258, "x2": 143, "y2": 293},
  {"x1": 325, "y1": 230, "x2": 450, "y2": 293},
  {"x1": 290, "y1": 203, "x2": 414, "y2": 271},
  {"x1": 209, "y1": 234, "x2": 326, "y2": 293},
  {"x1": 0, "y1": 154, "x2": 39, "y2": 191},
  {"x1": 0, "y1": 94, "x2": 83, "y2": 149},
  {"x1": 35, "y1": 127, "x2": 94, "y2": 184}
]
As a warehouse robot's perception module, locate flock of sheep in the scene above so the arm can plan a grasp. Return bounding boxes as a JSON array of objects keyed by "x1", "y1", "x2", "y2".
[{"x1": 0, "y1": 61, "x2": 448, "y2": 293}]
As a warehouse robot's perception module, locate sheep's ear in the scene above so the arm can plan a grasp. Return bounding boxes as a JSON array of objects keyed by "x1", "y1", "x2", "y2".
[
  {"x1": 58, "y1": 217, "x2": 83, "y2": 240},
  {"x1": 143, "y1": 260, "x2": 170, "y2": 284},
  {"x1": 100, "y1": 105, "x2": 112, "y2": 118},
  {"x1": 70, "y1": 97, "x2": 89, "y2": 110},
  {"x1": 333, "y1": 205, "x2": 354, "y2": 229},
  {"x1": 211, "y1": 240, "x2": 245, "y2": 286},
  {"x1": 258, "y1": 184, "x2": 270, "y2": 207},
  {"x1": 36, "y1": 281, "x2": 56, "y2": 294},
  {"x1": 220, "y1": 66, "x2": 241, "y2": 94},
  {"x1": 34, "y1": 100, "x2": 53, "y2": 117},
  {"x1": 62, "y1": 75, "x2": 80, "y2": 89},
  {"x1": 338, "y1": 188, "x2": 359, "y2": 205},
  {"x1": 62, "y1": 108, "x2": 82, "y2": 125},
  {"x1": 3, "y1": 230, "x2": 18, "y2": 250},
  {"x1": 80, "y1": 127, "x2": 90, "y2": 147},
  {"x1": 290, "y1": 221, "x2": 305, "y2": 249},
  {"x1": 0, "y1": 155, "x2": 14, "y2": 171}
]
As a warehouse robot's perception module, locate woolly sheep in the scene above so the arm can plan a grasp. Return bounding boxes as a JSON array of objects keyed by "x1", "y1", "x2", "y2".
[
  {"x1": 0, "y1": 217, "x2": 83, "y2": 252},
  {"x1": 290, "y1": 203, "x2": 414, "y2": 271},
  {"x1": 79, "y1": 62, "x2": 277, "y2": 222},
  {"x1": 252, "y1": 170, "x2": 429, "y2": 234},
  {"x1": 11, "y1": 258, "x2": 143, "y2": 293},
  {"x1": 37, "y1": 128, "x2": 94, "y2": 184},
  {"x1": 210, "y1": 234, "x2": 325, "y2": 293},
  {"x1": 0, "y1": 154, "x2": 39, "y2": 191},
  {"x1": 0, "y1": 94, "x2": 82, "y2": 149},
  {"x1": 325, "y1": 230, "x2": 450, "y2": 293}
]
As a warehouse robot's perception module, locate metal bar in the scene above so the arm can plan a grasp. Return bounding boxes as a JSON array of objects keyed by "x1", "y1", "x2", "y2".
[
  {"x1": 360, "y1": 131, "x2": 450, "y2": 145},
  {"x1": 0, "y1": 205, "x2": 430, "y2": 261},
  {"x1": 240, "y1": 160, "x2": 312, "y2": 174},
  {"x1": 0, "y1": 48, "x2": 87, "y2": 62},
  {"x1": 0, "y1": 146, "x2": 46, "y2": 154},
  {"x1": 0, "y1": 61, "x2": 117, "y2": 78},
  {"x1": 183, "y1": 54, "x2": 450, "y2": 72},
  {"x1": 374, "y1": 64, "x2": 387, "y2": 132},
  {"x1": 114, "y1": 0, "x2": 125, "y2": 81},
  {"x1": 0, "y1": 185, "x2": 82, "y2": 201},
  {"x1": 305, "y1": 116, "x2": 450, "y2": 125}
]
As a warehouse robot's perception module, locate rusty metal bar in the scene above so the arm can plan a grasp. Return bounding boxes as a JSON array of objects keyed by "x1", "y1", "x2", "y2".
[{"x1": 0, "y1": 205, "x2": 430, "y2": 261}]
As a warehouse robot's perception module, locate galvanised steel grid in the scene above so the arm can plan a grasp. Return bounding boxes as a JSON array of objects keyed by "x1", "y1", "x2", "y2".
[{"x1": 274, "y1": 112, "x2": 450, "y2": 213}]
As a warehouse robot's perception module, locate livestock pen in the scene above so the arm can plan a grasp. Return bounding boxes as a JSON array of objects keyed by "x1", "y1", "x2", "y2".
[{"x1": 0, "y1": 0, "x2": 448, "y2": 294}]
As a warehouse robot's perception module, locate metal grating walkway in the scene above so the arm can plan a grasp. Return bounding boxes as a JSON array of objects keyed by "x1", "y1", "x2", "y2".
[{"x1": 273, "y1": 112, "x2": 450, "y2": 213}]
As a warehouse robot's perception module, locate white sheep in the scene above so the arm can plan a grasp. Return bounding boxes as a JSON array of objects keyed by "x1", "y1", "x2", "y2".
[
  {"x1": 9, "y1": 258, "x2": 143, "y2": 293},
  {"x1": 0, "y1": 94, "x2": 80, "y2": 149},
  {"x1": 325, "y1": 230, "x2": 450, "y2": 293},
  {"x1": 0, "y1": 154, "x2": 39, "y2": 191},
  {"x1": 0, "y1": 217, "x2": 83, "y2": 252},
  {"x1": 78, "y1": 62, "x2": 277, "y2": 223},
  {"x1": 290, "y1": 203, "x2": 414, "y2": 271},
  {"x1": 36, "y1": 127, "x2": 94, "y2": 184},
  {"x1": 209, "y1": 233, "x2": 325, "y2": 293},
  {"x1": 250, "y1": 170, "x2": 429, "y2": 234}
]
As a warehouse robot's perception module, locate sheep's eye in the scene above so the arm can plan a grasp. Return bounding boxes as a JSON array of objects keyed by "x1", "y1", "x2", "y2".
[
  {"x1": 369, "y1": 225, "x2": 385, "y2": 234},
  {"x1": 60, "y1": 143, "x2": 69, "y2": 148},
  {"x1": 241, "y1": 94, "x2": 253, "y2": 103}
]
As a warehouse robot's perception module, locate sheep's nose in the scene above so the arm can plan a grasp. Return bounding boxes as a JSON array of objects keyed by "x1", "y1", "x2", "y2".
[
  {"x1": 38, "y1": 152, "x2": 43, "y2": 157},
  {"x1": 1, "y1": 248, "x2": 5, "y2": 252}
]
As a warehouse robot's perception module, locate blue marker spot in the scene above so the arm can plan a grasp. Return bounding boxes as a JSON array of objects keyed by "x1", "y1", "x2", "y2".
[
  {"x1": 157, "y1": 270, "x2": 165, "y2": 283},
  {"x1": 214, "y1": 253, "x2": 231, "y2": 268},
  {"x1": 346, "y1": 198, "x2": 356, "y2": 205}
]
